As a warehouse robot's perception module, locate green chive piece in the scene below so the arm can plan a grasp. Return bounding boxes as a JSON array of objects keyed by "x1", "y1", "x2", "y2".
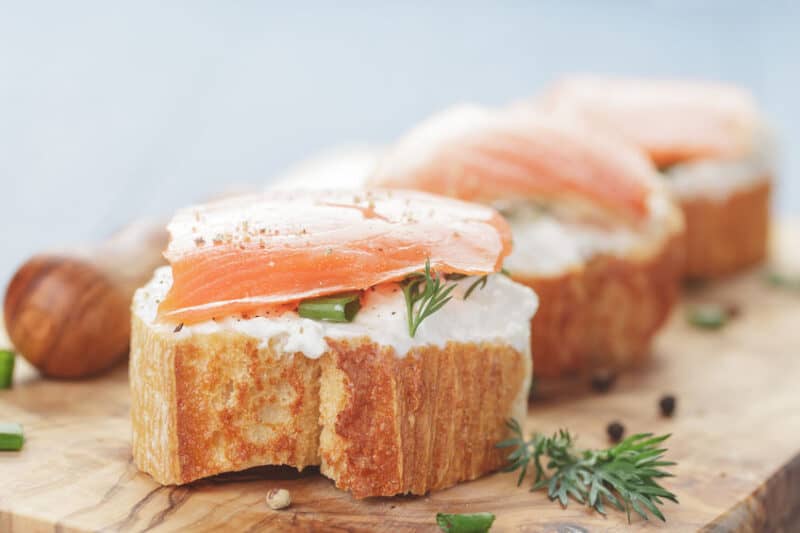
[
  {"x1": 687, "y1": 304, "x2": 728, "y2": 330},
  {"x1": 764, "y1": 270, "x2": 800, "y2": 290},
  {"x1": 0, "y1": 350, "x2": 15, "y2": 389},
  {"x1": 0, "y1": 422, "x2": 24, "y2": 451},
  {"x1": 298, "y1": 292, "x2": 361, "y2": 323},
  {"x1": 436, "y1": 512, "x2": 495, "y2": 533}
]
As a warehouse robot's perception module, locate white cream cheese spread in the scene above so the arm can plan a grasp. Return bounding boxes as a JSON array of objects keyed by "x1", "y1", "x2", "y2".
[
  {"x1": 663, "y1": 129, "x2": 775, "y2": 202},
  {"x1": 134, "y1": 266, "x2": 539, "y2": 360},
  {"x1": 502, "y1": 190, "x2": 678, "y2": 277}
]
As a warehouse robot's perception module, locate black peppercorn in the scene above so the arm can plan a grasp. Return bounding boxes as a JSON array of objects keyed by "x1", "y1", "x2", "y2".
[
  {"x1": 590, "y1": 370, "x2": 617, "y2": 393},
  {"x1": 724, "y1": 303, "x2": 741, "y2": 319},
  {"x1": 659, "y1": 395, "x2": 676, "y2": 417},
  {"x1": 607, "y1": 421, "x2": 625, "y2": 443}
]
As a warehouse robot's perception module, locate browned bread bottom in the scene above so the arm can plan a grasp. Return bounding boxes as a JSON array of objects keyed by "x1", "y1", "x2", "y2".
[
  {"x1": 130, "y1": 315, "x2": 529, "y2": 497},
  {"x1": 680, "y1": 180, "x2": 771, "y2": 279},
  {"x1": 513, "y1": 231, "x2": 685, "y2": 378}
]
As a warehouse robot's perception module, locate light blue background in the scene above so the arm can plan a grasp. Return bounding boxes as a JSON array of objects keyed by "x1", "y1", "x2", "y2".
[{"x1": 1, "y1": 1, "x2": 798, "y2": 286}]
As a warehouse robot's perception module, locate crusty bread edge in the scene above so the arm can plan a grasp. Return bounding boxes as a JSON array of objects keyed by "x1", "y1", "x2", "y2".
[
  {"x1": 678, "y1": 179, "x2": 771, "y2": 279},
  {"x1": 511, "y1": 202, "x2": 685, "y2": 378},
  {"x1": 318, "y1": 339, "x2": 529, "y2": 498},
  {"x1": 130, "y1": 315, "x2": 531, "y2": 497},
  {"x1": 130, "y1": 313, "x2": 180, "y2": 483}
]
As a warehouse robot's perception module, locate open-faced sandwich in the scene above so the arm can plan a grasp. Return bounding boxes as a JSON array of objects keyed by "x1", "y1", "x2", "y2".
[
  {"x1": 130, "y1": 189, "x2": 538, "y2": 498},
  {"x1": 540, "y1": 77, "x2": 773, "y2": 279},
  {"x1": 369, "y1": 105, "x2": 685, "y2": 378}
]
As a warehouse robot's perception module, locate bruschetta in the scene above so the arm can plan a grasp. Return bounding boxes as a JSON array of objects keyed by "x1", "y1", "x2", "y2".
[
  {"x1": 370, "y1": 105, "x2": 685, "y2": 378},
  {"x1": 540, "y1": 76, "x2": 773, "y2": 278},
  {"x1": 130, "y1": 189, "x2": 538, "y2": 497}
]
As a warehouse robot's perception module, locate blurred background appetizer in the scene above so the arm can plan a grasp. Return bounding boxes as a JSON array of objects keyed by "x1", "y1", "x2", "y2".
[
  {"x1": 370, "y1": 105, "x2": 685, "y2": 378},
  {"x1": 130, "y1": 189, "x2": 538, "y2": 497},
  {"x1": 540, "y1": 77, "x2": 774, "y2": 279}
]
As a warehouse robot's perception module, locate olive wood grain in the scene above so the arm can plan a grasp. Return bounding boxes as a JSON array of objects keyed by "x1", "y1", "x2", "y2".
[{"x1": 3, "y1": 220, "x2": 168, "y2": 378}]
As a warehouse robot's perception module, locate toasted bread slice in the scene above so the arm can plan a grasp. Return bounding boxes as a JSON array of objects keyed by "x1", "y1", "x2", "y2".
[
  {"x1": 131, "y1": 269, "x2": 534, "y2": 496},
  {"x1": 318, "y1": 339, "x2": 528, "y2": 497},
  {"x1": 501, "y1": 192, "x2": 685, "y2": 378},
  {"x1": 512, "y1": 229, "x2": 684, "y2": 378},
  {"x1": 130, "y1": 312, "x2": 322, "y2": 484},
  {"x1": 679, "y1": 180, "x2": 770, "y2": 279},
  {"x1": 662, "y1": 137, "x2": 772, "y2": 279}
]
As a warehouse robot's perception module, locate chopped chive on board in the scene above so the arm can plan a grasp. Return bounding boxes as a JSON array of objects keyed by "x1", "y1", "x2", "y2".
[
  {"x1": 0, "y1": 422, "x2": 24, "y2": 451},
  {"x1": 0, "y1": 350, "x2": 15, "y2": 389},
  {"x1": 765, "y1": 271, "x2": 800, "y2": 290},
  {"x1": 687, "y1": 304, "x2": 728, "y2": 330},
  {"x1": 436, "y1": 512, "x2": 495, "y2": 533}
]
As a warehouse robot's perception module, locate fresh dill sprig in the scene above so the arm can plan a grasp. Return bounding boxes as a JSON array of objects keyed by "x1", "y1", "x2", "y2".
[
  {"x1": 463, "y1": 275, "x2": 488, "y2": 300},
  {"x1": 463, "y1": 265, "x2": 511, "y2": 300},
  {"x1": 497, "y1": 420, "x2": 678, "y2": 522},
  {"x1": 462, "y1": 264, "x2": 512, "y2": 301},
  {"x1": 402, "y1": 259, "x2": 458, "y2": 337}
]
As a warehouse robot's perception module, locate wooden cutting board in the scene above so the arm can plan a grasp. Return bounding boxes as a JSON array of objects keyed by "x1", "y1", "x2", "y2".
[{"x1": 1, "y1": 222, "x2": 799, "y2": 533}]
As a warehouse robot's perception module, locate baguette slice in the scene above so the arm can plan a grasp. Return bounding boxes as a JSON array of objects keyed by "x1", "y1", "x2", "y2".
[
  {"x1": 679, "y1": 180, "x2": 770, "y2": 279},
  {"x1": 513, "y1": 226, "x2": 684, "y2": 378},
  {"x1": 131, "y1": 269, "x2": 534, "y2": 497},
  {"x1": 319, "y1": 338, "x2": 528, "y2": 497},
  {"x1": 130, "y1": 312, "x2": 322, "y2": 484}
]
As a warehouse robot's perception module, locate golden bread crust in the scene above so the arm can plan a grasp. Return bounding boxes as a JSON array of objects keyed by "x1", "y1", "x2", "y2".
[
  {"x1": 130, "y1": 315, "x2": 321, "y2": 485},
  {"x1": 130, "y1": 317, "x2": 528, "y2": 497},
  {"x1": 319, "y1": 340, "x2": 526, "y2": 498},
  {"x1": 680, "y1": 180, "x2": 770, "y2": 279},
  {"x1": 513, "y1": 230, "x2": 685, "y2": 378}
]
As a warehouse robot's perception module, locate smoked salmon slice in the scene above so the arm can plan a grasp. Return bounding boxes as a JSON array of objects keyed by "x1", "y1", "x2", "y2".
[
  {"x1": 369, "y1": 105, "x2": 658, "y2": 225},
  {"x1": 540, "y1": 77, "x2": 761, "y2": 167},
  {"x1": 157, "y1": 189, "x2": 511, "y2": 324}
]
